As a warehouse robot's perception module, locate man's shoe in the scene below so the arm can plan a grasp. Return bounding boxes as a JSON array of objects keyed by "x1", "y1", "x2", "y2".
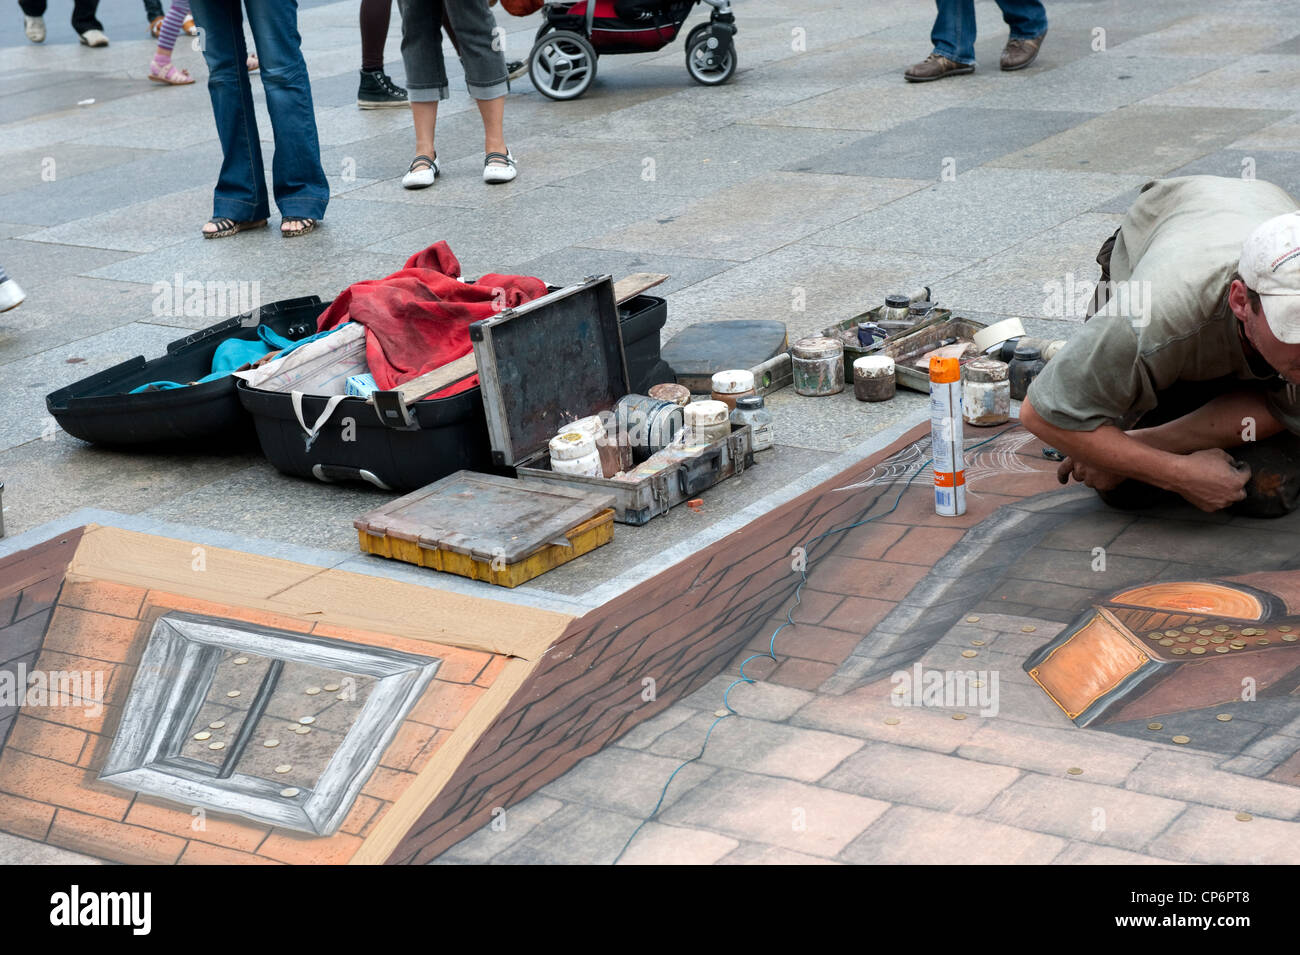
[
  {"x1": 1001, "y1": 29, "x2": 1046, "y2": 71},
  {"x1": 79, "y1": 28, "x2": 109, "y2": 47},
  {"x1": 24, "y1": 15, "x2": 45, "y2": 43},
  {"x1": 904, "y1": 53, "x2": 974, "y2": 83},
  {"x1": 0, "y1": 279, "x2": 26, "y2": 313},
  {"x1": 357, "y1": 69, "x2": 408, "y2": 108}
]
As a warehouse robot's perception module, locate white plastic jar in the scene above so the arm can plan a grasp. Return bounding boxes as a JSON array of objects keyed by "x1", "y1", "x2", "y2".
[
  {"x1": 549, "y1": 429, "x2": 603, "y2": 477},
  {"x1": 710, "y1": 369, "x2": 756, "y2": 410},
  {"x1": 684, "y1": 399, "x2": 731, "y2": 444}
]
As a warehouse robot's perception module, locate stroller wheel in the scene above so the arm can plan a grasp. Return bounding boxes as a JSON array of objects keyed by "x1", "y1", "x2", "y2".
[
  {"x1": 529, "y1": 30, "x2": 597, "y2": 101},
  {"x1": 685, "y1": 31, "x2": 736, "y2": 86}
]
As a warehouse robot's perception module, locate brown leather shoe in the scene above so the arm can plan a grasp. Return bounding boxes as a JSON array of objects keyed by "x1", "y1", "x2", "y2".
[
  {"x1": 904, "y1": 53, "x2": 975, "y2": 83},
  {"x1": 1001, "y1": 29, "x2": 1046, "y2": 71}
]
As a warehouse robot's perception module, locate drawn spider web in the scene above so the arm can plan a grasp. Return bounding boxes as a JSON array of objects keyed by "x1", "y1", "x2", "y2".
[{"x1": 834, "y1": 429, "x2": 1039, "y2": 494}]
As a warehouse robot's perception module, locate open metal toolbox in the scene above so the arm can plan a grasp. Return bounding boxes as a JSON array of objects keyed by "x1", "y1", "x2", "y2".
[{"x1": 472, "y1": 276, "x2": 755, "y2": 526}]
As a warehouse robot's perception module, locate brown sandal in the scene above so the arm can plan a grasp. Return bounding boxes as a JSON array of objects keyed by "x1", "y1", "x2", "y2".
[
  {"x1": 280, "y1": 217, "x2": 318, "y2": 237},
  {"x1": 202, "y1": 217, "x2": 267, "y2": 239}
]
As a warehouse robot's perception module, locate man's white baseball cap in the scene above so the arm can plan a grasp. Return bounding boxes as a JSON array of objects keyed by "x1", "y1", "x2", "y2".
[{"x1": 1240, "y1": 211, "x2": 1300, "y2": 344}]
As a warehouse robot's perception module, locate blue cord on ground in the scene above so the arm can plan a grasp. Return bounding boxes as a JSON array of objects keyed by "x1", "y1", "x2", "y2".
[{"x1": 610, "y1": 428, "x2": 1012, "y2": 864}]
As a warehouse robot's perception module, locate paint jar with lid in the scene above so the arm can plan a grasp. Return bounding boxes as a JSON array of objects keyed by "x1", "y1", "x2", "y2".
[
  {"x1": 615, "y1": 393, "x2": 684, "y2": 462},
  {"x1": 791, "y1": 337, "x2": 844, "y2": 396},
  {"x1": 962, "y1": 357, "x2": 1010, "y2": 426},
  {"x1": 730, "y1": 395, "x2": 774, "y2": 451},
  {"x1": 908, "y1": 300, "x2": 936, "y2": 324},
  {"x1": 710, "y1": 369, "x2": 756, "y2": 410},
  {"x1": 684, "y1": 399, "x2": 731, "y2": 444},
  {"x1": 648, "y1": 382, "x2": 691, "y2": 407},
  {"x1": 853, "y1": 355, "x2": 896, "y2": 402},
  {"x1": 549, "y1": 430, "x2": 602, "y2": 477},
  {"x1": 881, "y1": 294, "x2": 911, "y2": 327},
  {"x1": 1008, "y1": 344, "x2": 1046, "y2": 401}
]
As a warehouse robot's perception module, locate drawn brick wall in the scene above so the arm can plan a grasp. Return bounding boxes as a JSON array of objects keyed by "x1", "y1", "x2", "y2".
[{"x1": 386, "y1": 428, "x2": 948, "y2": 863}]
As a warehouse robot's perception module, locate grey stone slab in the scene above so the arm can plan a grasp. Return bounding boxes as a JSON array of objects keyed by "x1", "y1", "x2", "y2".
[
  {"x1": 507, "y1": 246, "x2": 732, "y2": 297},
  {"x1": 0, "y1": 236, "x2": 134, "y2": 287},
  {"x1": 0, "y1": 143, "x2": 162, "y2": 198},
  {"x1": 647, "y1": 711, "x2": 863, "y2": 781},
  {"x1": 821, "y1": 741, "x2": 1021, "y2": 812},
  {"x1": 984, "y1": 772, "x2": 1186, "y2": 849},
  {"x1": 812, "y1": 167, "x2": 1146, "y2": 258},
  {"x1": 842, "y1": 804, "x2": 1067, "y2": 864},
  {"x1": 989, "y1": 105, "x2": 1291, "y2": 176},
  {"x1": 0, "y1": 832, "x2": 104, "y2": 865},
  {"x1": 0, "y1": 274, "x2": 156, "y2": 367},
  {"x1": 1107, "y1": 519, "x2": 1300, "y2": 572},
  {"x1": 0, "y1": 74, "x2": 145, "y2": 126},
  {"x1": 21, "y1": 186, "x2": 216, "y2": 254},
  {"x1": 588, "y1": 172, "x2": 926, "y2": 262},
  {"x1": 537, "y1": 746, "x2": 717, "y2": 816},
  {"x1": 965, "y1": 52, "x2": 1225, "y2": 114},
  {"x1": 434, "y1": 793, "x2": 566, "y2": 864},
  {"x1": 490, "y1": 803, "x2": 643, "y2": 865},
  {"x1": 1121, "y1": 18, "x2": 1300, "y2": 61},
  {"x1": 788, "y1": 107, "x2": 1097, "y2": 180}
]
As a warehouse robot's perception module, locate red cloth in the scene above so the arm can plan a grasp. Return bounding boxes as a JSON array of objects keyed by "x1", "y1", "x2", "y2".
[{"x1": 315, "y1": 241, "x2": 548, "y2": 398}]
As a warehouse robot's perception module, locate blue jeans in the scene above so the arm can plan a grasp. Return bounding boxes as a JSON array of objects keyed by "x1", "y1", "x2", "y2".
[
  {"x1": 930, "y1": 0, "x2": 1047, "y2": 65},
  {"x1": 188, "y1": 0, "x2": 329, "y2": 221}
]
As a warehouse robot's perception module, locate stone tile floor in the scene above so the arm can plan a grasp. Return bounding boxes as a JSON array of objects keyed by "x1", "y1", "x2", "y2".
[{"x1": 2, "y1": 0, "x2": 1298, "y2": 863}]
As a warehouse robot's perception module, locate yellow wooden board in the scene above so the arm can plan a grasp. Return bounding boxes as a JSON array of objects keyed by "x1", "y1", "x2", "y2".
[{"x1": 358, "y1": 508, "x2": 614, "y2": 588}]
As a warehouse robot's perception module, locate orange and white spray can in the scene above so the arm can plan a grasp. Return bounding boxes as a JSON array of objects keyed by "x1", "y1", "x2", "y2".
[{"x1": 929, "y1": 356, "x2": 966, "y2": 517}]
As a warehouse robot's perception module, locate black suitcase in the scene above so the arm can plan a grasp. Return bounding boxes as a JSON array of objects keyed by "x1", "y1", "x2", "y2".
[{"x1": 46, "y1": 296, "x2": 324, "y2": 447}]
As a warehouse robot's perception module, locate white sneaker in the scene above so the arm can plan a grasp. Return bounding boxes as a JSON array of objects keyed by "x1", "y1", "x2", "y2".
[
  {"x1": 79, "y1": 28, "x2": 109, "y2": 47},
  {"x1": 402, "y1": 154, "x2": 439, "y2": 190},
  {"x1": 483, "y1": 150, "x2": 517, "y2": 184},
  {"x1": 0, "y1": 279, "x2": 26, "y2": 313},
  {"x1": 24, "y1": 15, "x2": 44, "y2": 43}
]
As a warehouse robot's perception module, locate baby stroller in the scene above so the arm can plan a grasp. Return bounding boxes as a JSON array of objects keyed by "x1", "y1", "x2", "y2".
[{"x1": 528, "y1": 0, "x2": 737, "y2": 100}]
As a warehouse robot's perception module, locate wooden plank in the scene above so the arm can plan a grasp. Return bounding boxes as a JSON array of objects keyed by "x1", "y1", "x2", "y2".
[
  {"x1": 612, "y1": 272, "x2": 668, "y2": 304},
  {"x1": 386, "y1": 273, "x2": 671, "y2": 406}
]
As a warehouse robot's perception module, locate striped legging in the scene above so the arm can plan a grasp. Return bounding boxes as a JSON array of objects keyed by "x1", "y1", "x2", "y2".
[{"x1": 157, "y1": 0, "x2": 192, "y2": 53}]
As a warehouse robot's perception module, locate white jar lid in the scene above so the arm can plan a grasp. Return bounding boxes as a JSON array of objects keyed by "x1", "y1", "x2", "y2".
[
  {"x1": 711, "y1": 369, "x2": 755, "y2": 394},
  {"x1": 564, "y1": 414, "x2": 607, "y2": 438},
  {"x1": 853, "y1": 355, "x2": 895, "y2": 375},
  {"x1": 549, "y1": 430, "x2": 597, "y2": 461},
  {"x1": 684, "y1": 400, "x2": 730, "y2": 426}
]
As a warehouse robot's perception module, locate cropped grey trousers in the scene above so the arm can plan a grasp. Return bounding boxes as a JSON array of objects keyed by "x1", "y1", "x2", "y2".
[{"x1": 396, "y1": 0, "x2": 509, "y2": 102}]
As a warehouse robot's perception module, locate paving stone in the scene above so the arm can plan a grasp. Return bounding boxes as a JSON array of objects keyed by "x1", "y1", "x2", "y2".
[
  {"x1": 1050, "y1": 842, "x2": 1185, "y2": 866},
  {"x1": 435, "y1": 794, "x2": 566, "y2": 864},
  {"x1": 1125, "y1": 750, "x2": 1300, "y2": 819},
  {"x1": 537, "y1": 746, "x2": 717, "y2": 816},
  {"x1": 821, "y1": 741, "x2": 1021, "y2": 813},
  {"x1": 984, "y1": 773, "x2": 1186, "y2": 849},
  {"x1": 491, "y1": 803, "x2": 645, "y2": 865},
  {"x1": 679, "y1": 674, "x2": 815, "y2": 721},
  {"x1": 1147, "y1": 805, "x2": 1300, "y2": 865},
  {"x1": 842, "y1": 804, "x2": 1066, "y2": 864},
  {"x1": 615, "y1": 822, "x2": 739, "y2": 865},
  {"x1": 957, "y1": 721, "x2": 1151, "y2": 785},
  {"x1": 648, "y1": 711, "x2": 862, "y2": 782},
  {"x1": 659, "y1": 768, "x2": 889, "y2": 857},
  {"x1": 717, "y1": 842, "x2": 842, "y2": 865},
  {"x1": 614, "y1": 705, "x2": 697, "y2": 750},
  {"x1": 792, "y1": 681, "x2": 985, "y2": 752}
]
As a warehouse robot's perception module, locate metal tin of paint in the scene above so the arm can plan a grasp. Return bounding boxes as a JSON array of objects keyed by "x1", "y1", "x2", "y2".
[
  {"x1": 614, "y1": 393, "x2": 685, "y2": 461},
  {"x1": 730, "y1": 395, "x2": 774, "y2": 451},
  {"x1": 648, "y1": 382, "x2": 691, "y2": 406},
  {"x1": 961, "y1": 357, "x2": 1010, "y2": 427},
  {"x1": 684, "y1": 399, "x2": 731, "y2": 443},
  {"x1": 853, "y1": 355, "x2": 896, "y2": 402},
  {"x1": 710, "y1": 369, "x2": 757, "y2": 410},
  {"x1": 791, "y1": 336, "x2": 844, "y2": 396},
  {"x1": 929, "y1": 357, "x2": 966, "y2": 517}
]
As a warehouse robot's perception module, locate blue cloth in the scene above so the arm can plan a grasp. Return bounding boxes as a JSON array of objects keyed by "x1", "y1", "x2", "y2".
[
  {"x1": 187, "y1": 0, "x2": 329, "y2": 221},
  {"x1": 129, "y1": 323, "x2": 341, "y2": 392},
  {"x1": 930, "y1": 0, "x2": 1047, "y2": 65}
]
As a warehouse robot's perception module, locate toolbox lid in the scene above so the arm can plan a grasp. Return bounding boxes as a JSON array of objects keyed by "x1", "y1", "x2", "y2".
[
  {"x1": 471, "y1": 276, "x2": 630, "y2": 468},
  {"x1": 354, "y1": 470, "x2": 615, "y2": 563}
]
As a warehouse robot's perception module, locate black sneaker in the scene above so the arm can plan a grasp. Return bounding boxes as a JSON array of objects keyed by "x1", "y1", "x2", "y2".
[{"x1": 358, "y1": 69, "x2": 408, "y2": 109}]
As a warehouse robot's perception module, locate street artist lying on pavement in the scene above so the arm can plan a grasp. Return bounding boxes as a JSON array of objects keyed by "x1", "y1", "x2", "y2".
[{"x1": 1021, "y1": 175, "x2": 1300, "y2": 518}]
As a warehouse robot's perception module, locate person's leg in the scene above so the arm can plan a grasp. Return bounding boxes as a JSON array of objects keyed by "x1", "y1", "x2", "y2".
[
  {"x1": 360, "y1": 0, "x2": 390, "y2": 70},
  {"x1": 243, "y1": 0, "x2": 329, "y2": 225},
  {"x1": 930, "y1": 0, "x2": 976, "y2": 64},
  {"x1": 18, "y1": 0, "x2": 48, "y2": 16},
  {"x1": 71, "y1": 0, "x2": 104, "y2": 35},
  {"x1": 995, "y1": 0, "x2": 1047, "y2": 40},
  {"x1": 441, "y1": 0, "x2": 508, "y2": 152},
  {"x1": 189, "y1": 0, "x2": 271, "y2": 226},
  {"x1": 399, "y1": 0, "x2": 450, "y2": 106},
  {"x1": 143, "y1": 0, "x2": 164, "y2": 22},
  {"x1": 150, "y1": 0, "x2": 194, "y2": 82}
]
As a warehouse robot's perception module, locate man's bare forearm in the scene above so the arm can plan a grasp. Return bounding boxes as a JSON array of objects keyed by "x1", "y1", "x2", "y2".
[
  {"x1": 1125, "y1": 390, "x2": 1284, "y2": 454},
  {"x1": 1020, "y1": 398, "x2": 1192, "y2": 492}
]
